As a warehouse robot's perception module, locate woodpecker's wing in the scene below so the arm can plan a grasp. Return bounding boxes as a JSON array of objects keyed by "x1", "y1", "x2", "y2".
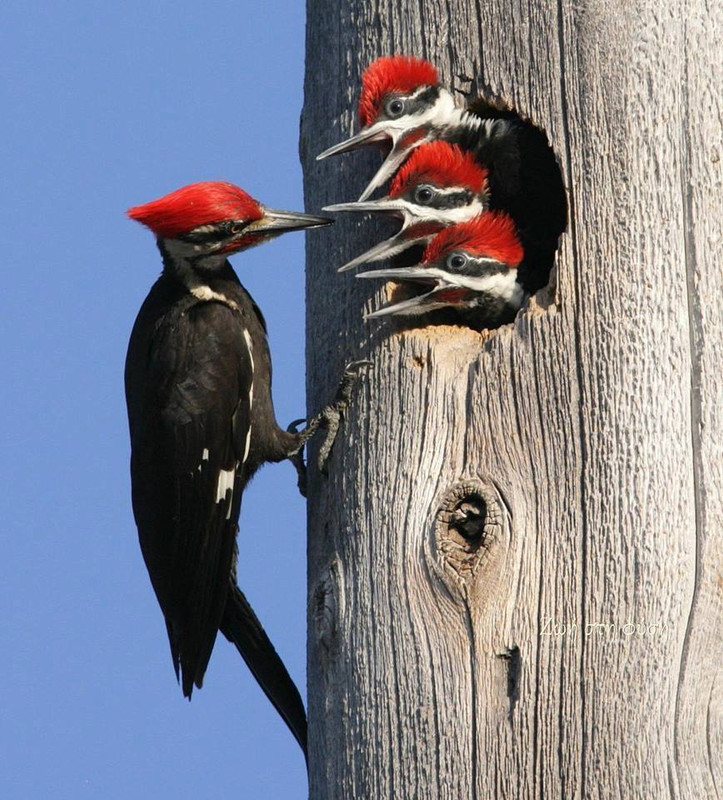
[{"x1": 126, "y1": 293, "x2": 252, "y2": 697}]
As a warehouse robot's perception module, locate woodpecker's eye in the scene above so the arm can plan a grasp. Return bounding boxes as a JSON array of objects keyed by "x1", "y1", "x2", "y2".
[
  {"x1": 447, "y1": 253, "x2": 468, "y2": 271},
  {"x1": 229, "y1": 222, "x2": 245, "y2": 235},
  {"x1": 385, "y1": 97, "x2": 405, "y2": 118},
  {"x1": 414, "y1": 185, "x2": 435, "y2": 205}
]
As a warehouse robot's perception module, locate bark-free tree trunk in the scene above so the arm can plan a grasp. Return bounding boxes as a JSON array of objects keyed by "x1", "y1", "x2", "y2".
[{"x1": 300, "y1": 1, "x2": 721, "y2": 797}]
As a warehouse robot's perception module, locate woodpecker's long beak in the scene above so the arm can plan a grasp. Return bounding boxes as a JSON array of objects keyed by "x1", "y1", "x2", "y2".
[
  {"x1": 323, "y1": 198, "x2": 437, "y2": 272},
  {"x1": 357, "y1": 265, "x2": 441, "y2": 318},
  {"x1": 357, "y1": 265, "x2": 444, "y2": 283},
  {"x1": 316, "y1": 122, "x2": 391, "y2": 160},
  {"x1": 357, "y1": 141, "x2": 416, "y2": 202},
  {"x1": 364, "y1": 286, "x2": 456, "y2": 318},
  {"x1": 323, "y1": 197, "x2": 412, "y2": 218},
  {"x1": 335, "y1": 233, "x2": 416, "y2": 273},
  {"x1": 318, "y1": 122, "x2": 429, "y2": 200},
  {"x1": 362, "y1": 272, "x2": 474, "y2": 318},
  {"x1": 247, "y1": 208, "x2": 332, "y2": 235}
]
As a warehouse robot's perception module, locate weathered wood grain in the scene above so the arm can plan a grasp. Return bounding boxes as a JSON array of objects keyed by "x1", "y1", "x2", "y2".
[
  {"x1": 672, "y1": 0, "x2": 723, "y2": 797},
  {"x1": 300, "y1": 0, "x2": 721, "y2": 797}
]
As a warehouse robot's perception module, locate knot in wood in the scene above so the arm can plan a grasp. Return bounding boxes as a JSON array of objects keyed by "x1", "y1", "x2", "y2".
[
  {"x1": 311, "y1": 558, "x2": 344, "y2": 660},
  {"x1": 435, "y1": 480, "x2": 507, "y2": 583}
]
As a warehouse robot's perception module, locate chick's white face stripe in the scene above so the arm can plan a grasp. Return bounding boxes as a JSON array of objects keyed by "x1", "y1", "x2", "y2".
[
  {"x1": 451, "y1": 270, "x2": 522, "y2": 303},
  {"x1": 405, "y1": 87, "x2": 460, "y2": 129},
  {"x1": 363, "y1": 89, "x2": 461, "y2": 144},
  {"x1": 400, "y1": 197, "x2": 486, "y2": 226}
]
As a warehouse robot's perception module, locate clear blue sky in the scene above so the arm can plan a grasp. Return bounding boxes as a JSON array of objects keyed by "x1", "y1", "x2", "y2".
[{"x1": 1, "y1": 2, "x2": 315, "y2": 797}]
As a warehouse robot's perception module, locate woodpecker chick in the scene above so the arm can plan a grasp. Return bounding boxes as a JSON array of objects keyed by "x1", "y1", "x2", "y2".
[
  {"x1": 125, "y1": 180, "x2": 349, "y2": 755},
  {"x1": 317, "y1": 55, "x2": 456, "y2": 200},
  {"x1": 357, "y1": 212, "x2": 524, "y2": 327},
  {"x1": 318, "y1": 55, "x2": 566, "y2": 291},
  {"x1": 324, "y1": 141, "x2": 489, "y2": 272}
]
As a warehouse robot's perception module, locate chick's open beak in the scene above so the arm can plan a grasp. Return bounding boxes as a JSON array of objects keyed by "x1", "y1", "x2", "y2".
[
  {"x1": 323, "y1": 198, "x2": 439, "y2": 272},
  {"x1": 316, "y1": 122, "x2": 392, "y2": 160}
]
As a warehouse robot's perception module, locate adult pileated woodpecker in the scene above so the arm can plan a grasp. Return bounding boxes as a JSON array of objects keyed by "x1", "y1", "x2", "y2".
[
  {"x1": 324, "y1": 140, "x2": 489, "y2": 272},
  {"x1": 318, "y1": 55, "x2": 566, "y2": 292},
  {"x1": 125, "y1": 180, "x2": 350, "y2": 756},
  {"x1": 357, "y1": 213, "x2": 525, "y2": 329}
]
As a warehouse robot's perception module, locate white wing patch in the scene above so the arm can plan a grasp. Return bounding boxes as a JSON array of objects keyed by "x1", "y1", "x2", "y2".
[
  {"x1": 241, "y1": 329, "x2": 255, "y2": 465},
  {"x1": 242, "y1": 425, "x2": 252, "y2": 464},
  {"x1": 215, "y1": 467, "x2": 235, "y2": 519},
  {"x1": 197, "y1": 447, "x2": 210, "y2": 472},
  {"x1": 242, "y1": 329, "x2": 255, "y2": 411},
  {"x1": 215, "y1": 468, "x2": 235, "y2": 502}
]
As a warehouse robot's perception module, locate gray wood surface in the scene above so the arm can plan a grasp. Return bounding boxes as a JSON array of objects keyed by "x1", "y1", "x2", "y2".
[{"x1": 300, "y1": 1, "x2": 722, "y2": 797}]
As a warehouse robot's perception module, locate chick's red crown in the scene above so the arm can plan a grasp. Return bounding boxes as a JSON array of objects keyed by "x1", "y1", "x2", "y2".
[
  {"x1": 423, "y1": 213, "x2": 523, "y2": 267},
  {"x1": 358, "y1": 55, "x2": 438, "y2": 127}
]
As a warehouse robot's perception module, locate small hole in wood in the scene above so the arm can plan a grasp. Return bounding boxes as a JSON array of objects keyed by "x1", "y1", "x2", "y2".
[
  {"x1": 496, "y1": 645, "x2": 522, "y2": 721},
  {"x1": 449, "y1": 496, "x2": 487, "y2": 546}
]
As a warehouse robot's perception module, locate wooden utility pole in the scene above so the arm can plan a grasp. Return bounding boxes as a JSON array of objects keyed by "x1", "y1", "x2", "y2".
[{"x1": 300, "y1": 1, "x2": 721, "y2": 797}]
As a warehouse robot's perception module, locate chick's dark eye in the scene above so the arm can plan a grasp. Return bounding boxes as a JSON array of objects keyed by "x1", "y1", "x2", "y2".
[
  {"x1": 447, "y1": 253, "x2": 467, "y2": 270},
  {"x1": 386, "y1": 97, "x2": 405, "y2": 117},
  {"x1": 414, "y1": 185, "x2": 434, "y2": 205},
  {"x1": 229, "y1": 223, "x2": 245, "y2": 235}
]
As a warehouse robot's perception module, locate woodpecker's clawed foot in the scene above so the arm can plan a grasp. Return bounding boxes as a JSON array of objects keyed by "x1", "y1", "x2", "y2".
[
  {"x1": 313, "y1": 360, "x2": 371, "y2": 472},
  {"x1": 330, "y1": 360, "x2": 372, "y2": 413},
  {"x1": 287, "y1": 361, "x2": 369, "y2": 483},
  {"x1": 287, "y1": 418, "x2": 309, "y2": 498}
]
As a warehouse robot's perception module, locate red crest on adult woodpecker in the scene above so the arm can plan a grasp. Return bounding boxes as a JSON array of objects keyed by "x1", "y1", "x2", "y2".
[
  {"x1": 127, "y1": 181, "x2": 263, "y2": 239},
  {"x1": 128, "y1": 181, "x2": 330, "y2": 260},
  {"x1": 358, "y1": 55, "x2": 439, "y2": 127},
  {"x1": 357, "y1": 212, "x2": 525, "y2": 319},
  {"x1": 324, "y1": 142, "x2": 490, "y2": 272}
]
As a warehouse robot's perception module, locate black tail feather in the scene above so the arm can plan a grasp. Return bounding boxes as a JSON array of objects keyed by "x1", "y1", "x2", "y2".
[{"x1": 220, "y1": 583, "x2": 308, "y2": 760}]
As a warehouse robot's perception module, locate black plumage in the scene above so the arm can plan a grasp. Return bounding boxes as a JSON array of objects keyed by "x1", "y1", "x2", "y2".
[
  {"x1": 125, "y1": 262, "x2": 307, "y2": 751},
  {"x1": 449, "y1": 97, "x2": 568, "y2": 293}
]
